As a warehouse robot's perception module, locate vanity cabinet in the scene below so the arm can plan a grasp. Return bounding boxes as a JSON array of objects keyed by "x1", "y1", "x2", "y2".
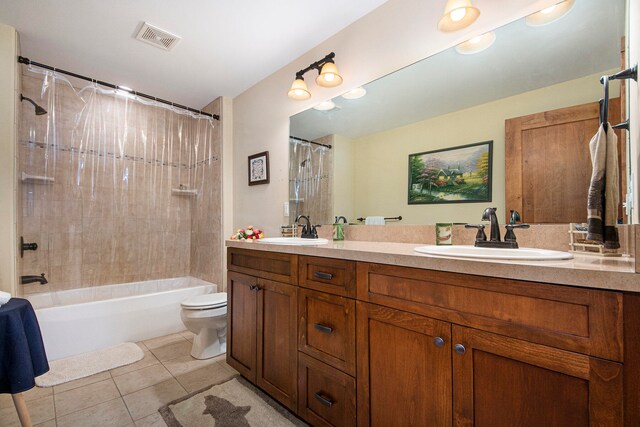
[
  {"x1": 227, "y1": 250, "x2": 299, "y2": 411},
  {"x1": 227, "y1": 247, "x2": 634, "y2": 426}
]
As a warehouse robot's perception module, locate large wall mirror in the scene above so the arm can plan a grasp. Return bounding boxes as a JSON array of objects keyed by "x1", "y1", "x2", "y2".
[{"x1": 289, "y1": 0, "x2": 628, "y2": 226}]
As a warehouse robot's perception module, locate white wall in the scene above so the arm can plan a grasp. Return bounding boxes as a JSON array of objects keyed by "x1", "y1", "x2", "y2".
[
  {"x1": 0, "y1": 23, "x2": 17, "y2": 294},
  {"x1": 232, "y1": 0, "x2": 561, "y2": 237},
  {"x1": 630, "y1": 0, "x2": 640, "y2": 223}
]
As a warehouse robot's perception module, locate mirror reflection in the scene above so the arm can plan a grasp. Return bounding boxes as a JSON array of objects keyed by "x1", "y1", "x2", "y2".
[{"x1": 289, "y1": 0, "x2": 627, "y2": 226}]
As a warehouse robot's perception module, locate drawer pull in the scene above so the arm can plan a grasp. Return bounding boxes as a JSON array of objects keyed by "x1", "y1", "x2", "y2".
[
  {"x1": 314, "y1": 271, "x2": 334, "y2": 280},
  {"x1": 313, "y1": 323, "x2": 334, "y2": 334},
  {"x1": 314, "y1": 392, "x2": 334, "y2": 407}
]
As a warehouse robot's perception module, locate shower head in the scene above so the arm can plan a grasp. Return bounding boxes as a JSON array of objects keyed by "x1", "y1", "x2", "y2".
[{"x1": 20, "y1": 94, "x2": 47, "y2": 115}]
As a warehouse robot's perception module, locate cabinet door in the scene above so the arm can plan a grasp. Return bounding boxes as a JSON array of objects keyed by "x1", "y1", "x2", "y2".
[
  {"x1": 257, "y1": 278, "x2": 298, "y2": 411},
  {"x1": 452, "y1": 325, "x2": 623, "y2": 427},
  {"x1": 227, "y1": 272, "x2": 258, "y2": 382},
  {"x1": 357, "y1": 302, "x2": 452, "y2": 427}
]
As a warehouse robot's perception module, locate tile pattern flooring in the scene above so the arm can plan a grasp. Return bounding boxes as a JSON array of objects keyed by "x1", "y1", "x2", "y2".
[{"x1": 0, "y1": 331, "x2": 238, "y2": 426}]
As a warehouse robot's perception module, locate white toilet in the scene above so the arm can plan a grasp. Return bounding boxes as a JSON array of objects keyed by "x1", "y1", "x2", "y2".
[{"x1": 180, "y1": 292, "x2": 228, "y2": 360}]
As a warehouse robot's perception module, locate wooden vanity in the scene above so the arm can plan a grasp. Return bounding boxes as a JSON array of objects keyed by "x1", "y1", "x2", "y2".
[{"x1": 226, "y1": 245, "x2": 640, "y2": 426}]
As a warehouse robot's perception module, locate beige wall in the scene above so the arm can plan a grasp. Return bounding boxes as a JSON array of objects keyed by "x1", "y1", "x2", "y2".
[
  {"x1": 630, "y1": 0, "x2": 639, "y2": 223},
  {"x1": 232, "y1": 0, "x2": 559, "y2": 237},
  {"x1": 332, "y1": 134, "x2": 355, "y2": 222},
  {"x1": 0, "y1": 23, "x2": 18, "y2": 295},
  {"x1": 349, "y1": 71, "x2": 620, "y2": 224}
]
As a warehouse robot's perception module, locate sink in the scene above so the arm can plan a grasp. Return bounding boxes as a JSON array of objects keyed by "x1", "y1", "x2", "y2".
[
  {"x1": 414, "y1": 245, "x2": 573, "y2": 261},
  {"x1": 257, "y1": 237, "x2": 329, "y2": 246}
]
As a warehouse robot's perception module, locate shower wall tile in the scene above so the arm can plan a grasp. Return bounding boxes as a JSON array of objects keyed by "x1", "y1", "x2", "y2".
[{"x1": 19, "y1": 75, "x2": 223, "y2": 293}]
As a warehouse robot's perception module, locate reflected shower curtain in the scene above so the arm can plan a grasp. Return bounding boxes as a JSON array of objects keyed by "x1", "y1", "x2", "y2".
[
  {"x1": 19, "y1": 66, "x2": 218, "y2": 292},
  {"x1": 288, "y1": 137, "x2": 333, "y2": 225}
]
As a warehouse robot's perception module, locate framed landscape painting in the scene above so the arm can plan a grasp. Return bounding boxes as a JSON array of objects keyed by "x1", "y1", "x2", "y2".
[{"x1": 408, "y1": 141, "x2": 492, "y2": 204}]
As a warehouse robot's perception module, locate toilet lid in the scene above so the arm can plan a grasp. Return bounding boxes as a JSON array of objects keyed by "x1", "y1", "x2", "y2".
[{"x1": 181, "y1": 292, "x2": 227, "y2": 309}]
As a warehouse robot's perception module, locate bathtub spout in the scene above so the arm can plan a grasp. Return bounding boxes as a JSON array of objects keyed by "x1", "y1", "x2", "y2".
[{"x1": 21, "y1": 273, "x2": 48, "y2": 285}]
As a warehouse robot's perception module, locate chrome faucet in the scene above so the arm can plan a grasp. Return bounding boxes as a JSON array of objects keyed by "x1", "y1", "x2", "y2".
[
  {"x1": 295, "y1": 215, "x2": 319, "y2": 239},
  {"x1": 21, "y1": 273, "x2": 48, "y2": 285}
]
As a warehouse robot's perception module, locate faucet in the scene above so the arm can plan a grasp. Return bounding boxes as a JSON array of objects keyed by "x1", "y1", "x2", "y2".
[
  {"x1": 295, "y1": 215, "x2": 319, "y2": 239},
  {"x1": 335, "y1": 216, "x2": 348, "y2": 224},
  {"x1": 481, "y1": 207, "x2": 501, "y2": 242},
  {"x1": 21, "y1": 273, "x2": 48, "y2": 285}
]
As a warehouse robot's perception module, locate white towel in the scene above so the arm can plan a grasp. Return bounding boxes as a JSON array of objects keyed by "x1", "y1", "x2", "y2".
[
  {"x1": 365, "y1": 216, "x2": 386, "y2": 225},
  {"x1": 0, "y1": 291, "x2": 11, "y2": 307}
]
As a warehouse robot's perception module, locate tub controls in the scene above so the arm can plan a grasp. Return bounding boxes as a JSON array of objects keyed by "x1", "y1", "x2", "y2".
[{"x1": 20, "y1": 236, "x2": 38, "y2": 258}]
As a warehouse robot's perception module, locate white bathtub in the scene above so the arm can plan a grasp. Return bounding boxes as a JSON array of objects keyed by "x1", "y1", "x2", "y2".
[{"x1": 26, "y1": 277, "x2": 217, "y2": 361}]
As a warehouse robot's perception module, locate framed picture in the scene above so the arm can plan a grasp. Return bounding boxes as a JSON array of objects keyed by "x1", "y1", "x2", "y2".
[
  {"x1": 248, "y1": 151, "x2": 270, "y2": 186},
  {"x1": 408, "y1": 141, "x2": 492, "y2": 204}
]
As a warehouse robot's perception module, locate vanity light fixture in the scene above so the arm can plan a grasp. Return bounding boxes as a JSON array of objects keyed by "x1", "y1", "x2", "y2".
[
  {"x1": 438, "y1": 0, "x2": 481, "y2": 32},
  {"x1": 341, "y1": 87, "x2": 367, "y2": 100},
  {"x1": 525, "y1": 0, "x2": 575, "y2": 27},
  {"x1": 313, "y1": 100, "x2": 337, "y2": 111},
  {"x1": 288, "y1": 52, "x2": 343, "y2": 100},
  {"x1": 455, "y1": 31, "x2": 496, "y2": 55}
]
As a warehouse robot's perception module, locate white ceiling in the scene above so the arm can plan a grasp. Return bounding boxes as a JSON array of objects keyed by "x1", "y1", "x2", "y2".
[{"x1": 0, "y1": 0, "x2": 389, "y2": 109}]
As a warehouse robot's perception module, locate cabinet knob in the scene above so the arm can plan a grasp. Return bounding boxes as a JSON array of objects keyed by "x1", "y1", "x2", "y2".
[
  {"x1": 433, "y1": 337, "x2": 445, "y2": 348},
  {"x1": 454, "y1": 344, "x2": 466, "y2": 355},
  {"x1": 249, "y1": 285, "x2": 261, "y2": 292}
]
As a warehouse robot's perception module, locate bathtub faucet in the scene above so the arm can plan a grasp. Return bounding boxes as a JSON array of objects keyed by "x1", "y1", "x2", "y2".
[{"x1": 21, "y1": 273, "x2": 48, "y2": 285}]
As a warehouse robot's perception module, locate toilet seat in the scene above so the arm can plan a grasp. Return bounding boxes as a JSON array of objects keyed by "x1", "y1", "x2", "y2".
[{"x1": 181, "y1": 292, "x2": 227, "y2": 310}]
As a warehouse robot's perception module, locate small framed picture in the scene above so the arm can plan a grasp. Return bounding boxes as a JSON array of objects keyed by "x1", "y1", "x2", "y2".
[
  {"x1": 436, "y1": 223, "x2": 453, "y2": 245},
  {"x1": 248, "y1": 151, "x2": 269, "y2": 186}
]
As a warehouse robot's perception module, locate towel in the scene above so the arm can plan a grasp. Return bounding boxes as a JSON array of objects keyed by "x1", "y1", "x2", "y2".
[
  {"x1": 0, "y1": 291, "x2": 11, "y2": 307},
  {"x1": 587, "y1": 123, "x2": 620, "y2": 249},
  {"x1": 365, "y1": 216, "x2": 385, "y2": 225}
]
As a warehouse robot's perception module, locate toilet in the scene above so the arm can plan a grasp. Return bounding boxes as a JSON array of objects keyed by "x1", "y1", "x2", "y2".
[{"x1": 180, "y1": 292, "x2": 227, "y2": 360}]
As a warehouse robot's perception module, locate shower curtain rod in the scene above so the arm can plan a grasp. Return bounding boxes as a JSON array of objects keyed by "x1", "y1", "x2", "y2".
[
  {"x1": 289, "y1": 135, "x2": 332, "y2": 149},
  {"x1": 17, "y1": 56, "x2": 220, "y2": 121}
]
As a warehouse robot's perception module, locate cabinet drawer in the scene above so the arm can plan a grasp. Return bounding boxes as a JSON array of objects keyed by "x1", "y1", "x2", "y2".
[
  {"x1": 298, "y1": 353, "x2": 356, "y2": 427},
  {"x1": 357, "y1": 262, "x2": 623, "y2": 361},
  {"x1": 299, "y1": 288, "x2": 356, "y2": 375},
  {"x1": 228, "y1": 248, "x2": 297, "y2": 285},
  {"x1": 299, "y1": 256, "x2": 356, "y2": 298}
]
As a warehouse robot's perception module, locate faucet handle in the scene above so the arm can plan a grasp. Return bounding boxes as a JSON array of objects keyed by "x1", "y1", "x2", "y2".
[
  {"x1": 504, "y1": 223, "x2": 530, "y2": 242},
  {"x1": 509, "y1": 210, "x2": 522, "y2": 225},
  {"x1": 465, "y1": 224, "x2": 487, "y2": 242}
]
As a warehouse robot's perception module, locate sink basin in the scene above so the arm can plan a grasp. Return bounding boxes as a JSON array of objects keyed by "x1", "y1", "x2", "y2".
[
  {"x1": 414, "y1": 245, "x2": 573, "y2": 261},
  {"x1": 256, "y1": 237, "x2": 329, "y2": 246}
]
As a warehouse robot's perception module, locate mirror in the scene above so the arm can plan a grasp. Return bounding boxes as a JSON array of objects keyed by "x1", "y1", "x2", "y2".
[{"x1": 289, "y1": 0, "x2": 628, "y2": 225}]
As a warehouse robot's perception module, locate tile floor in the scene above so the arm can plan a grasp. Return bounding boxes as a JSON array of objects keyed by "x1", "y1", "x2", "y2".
[{"x1": 0, "y1": 331, "x2": 238, "y2": 427}]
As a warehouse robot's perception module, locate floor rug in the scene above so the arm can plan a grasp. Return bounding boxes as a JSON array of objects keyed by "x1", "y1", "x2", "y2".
[
  {"x1": 159, "y1": 376, "x2": 307, "y2": 427},
  {"x1": 35, "y1": 342, "x2": 144, "y2": 387}
]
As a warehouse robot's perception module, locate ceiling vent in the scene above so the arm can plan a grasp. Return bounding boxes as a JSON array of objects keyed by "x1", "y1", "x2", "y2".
[{"x1": 135, "y1": 22, "x2": 181, "y2": 51}]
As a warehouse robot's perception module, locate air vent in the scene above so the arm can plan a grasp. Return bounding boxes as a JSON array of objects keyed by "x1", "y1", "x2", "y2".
[{"x1": 135, "y1": 22, "x2": 181, "y2": 51}]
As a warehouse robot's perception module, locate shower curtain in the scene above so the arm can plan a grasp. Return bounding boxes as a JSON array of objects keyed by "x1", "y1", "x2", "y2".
[
  {"x1": 288, "y1": 136, "x2": 333, "y2": 226},
  {"x1": 19, "y1": 66, "x2": 219, "y2": 293}
]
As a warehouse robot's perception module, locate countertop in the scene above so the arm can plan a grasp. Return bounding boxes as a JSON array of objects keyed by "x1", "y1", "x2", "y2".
[{"x1": 226, "y1": 239, "x2": 640, "y2": 293}]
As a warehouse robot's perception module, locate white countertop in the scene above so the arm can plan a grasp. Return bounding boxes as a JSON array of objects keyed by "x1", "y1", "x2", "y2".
[{"x1": 226, "y1": 239, "x2": 640, "y2": 293}]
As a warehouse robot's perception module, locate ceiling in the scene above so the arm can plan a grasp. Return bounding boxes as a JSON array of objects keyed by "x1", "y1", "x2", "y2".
[
  {"x1": 0, "y1": 0, "x2": 389, "y2": 109},
  {"x1": 291, "y1": 0, "x2": 626, "y2": 140}
]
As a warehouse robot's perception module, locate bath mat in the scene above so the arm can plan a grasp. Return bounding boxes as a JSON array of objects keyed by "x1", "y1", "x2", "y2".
[
  {"x1": 159, "y1": 376, "x2": 307, "y2": 427},
  {"x1": 35, "y1": 342, "x2": 144, "y2": 387}
]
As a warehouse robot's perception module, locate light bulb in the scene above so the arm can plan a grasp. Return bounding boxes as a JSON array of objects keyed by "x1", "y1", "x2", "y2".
[
  {"x1": 469, "y1": 35, "x2": 483, "y2": 44},
  {"x1": 450, "y1": 8, "x2": 467, "y2": 22},
  {"x1": 541, "y1": 5, "x2": 557, "y2": 14},
  {"x1": 324, "y1": 73, "x2": 335, "y2": 82},
  {"x1": 295, "y1": 89, "x2": 305, "y2": 96}
]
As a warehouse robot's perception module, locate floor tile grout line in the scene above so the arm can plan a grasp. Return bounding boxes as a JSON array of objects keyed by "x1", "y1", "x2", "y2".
[{"x1": 53, "y1": 395, "x2": 124, "y2": 424}]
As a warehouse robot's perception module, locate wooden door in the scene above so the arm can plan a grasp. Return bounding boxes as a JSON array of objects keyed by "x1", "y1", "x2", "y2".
[
  {"x1": 452, "y1": 325, "x2": 623, "y2": 427},
  {"x1": 256, "y1": 278, "x2": 298, "y2": 411},
  {"x1": 356, "y1": 301, "x2": 452, "y2": 427},
  {"x1": 505, "y1": 98, "x2": 622, "y2": 224},
  {"x1": 227, "y1": 271, "x2": 258, "y2": 381}
]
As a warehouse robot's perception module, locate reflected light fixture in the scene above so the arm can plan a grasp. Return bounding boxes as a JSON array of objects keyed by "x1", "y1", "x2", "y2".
[
  {"x1": 313, "y1": 100, "x2": 336, "y2": 111},
  {"x1": 526, "y1": 0, "x2": 575, "y2": 27},
  {"x1": 455, "y1": 31, "x2": 496, "y2": 55},
  {"x1": 341, "y1": 87, "x2": 367, "y2": 100},
  {"x1": 288, "y1": 52, "x2": 343, "y2": 100},
  {"x1": 438, "y1": 0, "x2": 480, "y2": 32}
]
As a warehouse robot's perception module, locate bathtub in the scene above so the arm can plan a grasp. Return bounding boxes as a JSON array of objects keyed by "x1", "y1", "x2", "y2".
[{"x1": 26, "y1": 277, "x2": 217, "y2": 361}]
